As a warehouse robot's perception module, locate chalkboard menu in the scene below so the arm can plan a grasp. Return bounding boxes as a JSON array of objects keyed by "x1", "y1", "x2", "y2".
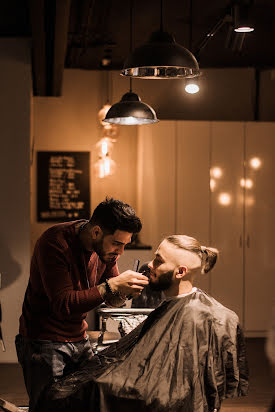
[{"x1": 37, "y1": 151, "x2": 91, "y2": 222}]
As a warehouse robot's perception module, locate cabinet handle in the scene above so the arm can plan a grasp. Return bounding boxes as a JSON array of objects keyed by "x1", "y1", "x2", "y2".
[
  {"x1": 239, "y1": 236, "x2": 243, "y2": 247},
  {"x1": 246, "y1": 235, "x2": 250, "y2": 248}
]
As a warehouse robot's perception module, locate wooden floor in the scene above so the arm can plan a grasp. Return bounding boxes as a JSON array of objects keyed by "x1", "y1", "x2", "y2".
[{"x1": 0, "y1": 338, "x2": 274, "y2": 411}]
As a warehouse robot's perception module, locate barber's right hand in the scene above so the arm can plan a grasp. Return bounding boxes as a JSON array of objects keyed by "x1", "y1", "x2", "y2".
[{"x1": 107, "y1": 270, "x2": 149, "y2": 298}]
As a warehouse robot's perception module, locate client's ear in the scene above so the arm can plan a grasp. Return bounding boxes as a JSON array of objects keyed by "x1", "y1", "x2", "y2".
[{"x1": 176, "y1": 266, "x2": 188, "y2": 279}]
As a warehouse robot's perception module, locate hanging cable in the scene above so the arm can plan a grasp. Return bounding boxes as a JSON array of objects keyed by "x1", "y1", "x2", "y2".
[
  {"x1": 160, "y1": 0, "x2": 164, "y2": 32},
  {"x1": 189, "y1": 0, "x2": 193, "y2": 52},
  {"x1": 129, "y1": 0, "x2": 133, "y2": 93}
]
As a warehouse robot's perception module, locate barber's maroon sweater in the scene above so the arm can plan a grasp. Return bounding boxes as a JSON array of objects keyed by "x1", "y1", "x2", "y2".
[{"x1": 19, "y1": 220, "x2": 119, "y2": 342}]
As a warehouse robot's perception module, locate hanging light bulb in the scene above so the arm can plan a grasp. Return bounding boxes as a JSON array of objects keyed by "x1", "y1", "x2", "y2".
[
  {"x1": 185, "y1": 82, "x2": 199, "y2": 94},
  {"x1": 185, "y1": 78, "x2": 200, "y2": 94},
  {"x1": 95, "y1": 71, "x2": 118, "y2": 179},
  {"x1": 96, "y1": 137, "x2": 115, "y2": 157},
  {"x1": 97, "y1": 72, "x2": 120, "y2": 137},
  {"x1": 101, "y1": 140, "x2": 108, "y2": 156},
  {"x1": 98, "y1": 104, "x2": 119, "y2": 137},
  {"x1": 98, "y1": 104, "x2": 112, "y2": 126},
  {"x1": 94, "y1": 155, "x2": 116, "y2": 178},
  {"x1": 102, "y1": 124, "x2": 119, "y2": 138}
]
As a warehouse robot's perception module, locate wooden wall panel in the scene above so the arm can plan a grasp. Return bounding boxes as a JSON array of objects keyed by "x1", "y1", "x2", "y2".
[
  {"x1": 245, "y1": 122, "x2": 275, "y2": 332},
  {"x1": 0, "y1": 39, "x2": 32, "y2": 361},
  {"x1": 176, "y1": 121, "x2": 211, "y2": 292},
  {"x1": 137, "y1": 121, "x2": 176, "y2": 253},
  {"x1": 210, "y1": 122, "x2": 244, "y2": 323},
  {"x1": 137, "y1": 120, "x2": 275, "y2": 334}
]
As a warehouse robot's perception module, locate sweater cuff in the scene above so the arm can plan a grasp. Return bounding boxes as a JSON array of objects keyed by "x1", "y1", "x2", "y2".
[{"x1": 89, "y1": 285, "x2": 105, "y2": 306}]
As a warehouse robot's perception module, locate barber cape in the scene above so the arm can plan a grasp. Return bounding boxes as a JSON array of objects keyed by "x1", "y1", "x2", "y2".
[{"x1": 38, "y1": 290, "x2": 249, "y2": 412}]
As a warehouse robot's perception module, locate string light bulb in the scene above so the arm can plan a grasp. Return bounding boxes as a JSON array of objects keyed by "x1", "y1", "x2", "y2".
[{"x1": 98, "y1": 104, "x2": 112, "y2": 126}]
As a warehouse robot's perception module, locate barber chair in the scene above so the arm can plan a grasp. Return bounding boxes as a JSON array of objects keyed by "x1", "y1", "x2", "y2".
[
  {"x1": 89, "y1": 307, "x2": 153, "y2": 353},
  {"x1": 0, "y1": 397, "x2": 28, "y2": 411},
  {"x1": 87, "y1": 264, "x2": 159, "y2": 353}
]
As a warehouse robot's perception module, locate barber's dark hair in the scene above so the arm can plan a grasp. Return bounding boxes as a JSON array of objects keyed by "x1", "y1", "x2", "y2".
[
  {"x1": 89, "y1": 197, "x2": 142, "y2": 235},
  {"x1": 166, "y1": 235, "x2": 219, "y2": 274}
]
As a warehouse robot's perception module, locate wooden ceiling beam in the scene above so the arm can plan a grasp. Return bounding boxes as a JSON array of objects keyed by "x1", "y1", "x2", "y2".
[
  {"x1": 28, "y1": 0, "x2": 71, "y2": 96},
  {"x1": 28, "y1": 0, "x2": 46, "y2": 96},
  {"x1": 52, "y1": 0, "x2": 71, "y2": 96}
]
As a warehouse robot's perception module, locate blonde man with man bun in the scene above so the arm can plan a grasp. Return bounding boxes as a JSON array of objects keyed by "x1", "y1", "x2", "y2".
[{"x1": 37, "y1": 234, "x2": 249, "y2": 412}]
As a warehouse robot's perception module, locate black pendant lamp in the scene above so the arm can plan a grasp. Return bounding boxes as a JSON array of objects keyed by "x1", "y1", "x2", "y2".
[
  {"x1": 121, "y1": 0, "x2": 200, "y2": 79},
  {"x1": 104, "y1": 80, "x2": 158, "y2": 125},
  {"x1": 104, "y1": 1, "x2": 158, "y2": 125},
  {"x1": 104, "y1": 92, "x2": 158, "y2": 125}
]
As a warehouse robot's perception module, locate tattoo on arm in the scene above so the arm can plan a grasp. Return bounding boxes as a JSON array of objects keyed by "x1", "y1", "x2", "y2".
[
  {"x1": 97, "y1": 282, "x2": 126, "y2": 307},
  {"x1": 97, "y1": 283, "x2": 107, "y2": 299}
]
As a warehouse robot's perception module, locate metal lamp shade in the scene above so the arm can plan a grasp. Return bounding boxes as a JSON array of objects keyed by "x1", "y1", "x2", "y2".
[
  {"x1": 121, "y1": 31, "x2": 200, "y2": 79},
  {"x1": 233, "y1": 4, "x2": 254, "y2": 33},
  {"x1": 104, "y1": 92, "x2": 159, "y2": 125}
]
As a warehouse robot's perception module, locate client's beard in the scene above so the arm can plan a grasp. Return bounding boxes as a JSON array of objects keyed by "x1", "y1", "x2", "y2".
[{"x1": 149, "y1": 270, "x2": 173, "y2": 291}]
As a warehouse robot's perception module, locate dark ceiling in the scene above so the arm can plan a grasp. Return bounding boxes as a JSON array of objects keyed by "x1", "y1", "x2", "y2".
[{"x1": 1, "y1": 0, "x2": 274, "y2": 96}]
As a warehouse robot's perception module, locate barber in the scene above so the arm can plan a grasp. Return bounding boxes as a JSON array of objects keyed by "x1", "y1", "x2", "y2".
[{"x1": 15, "y1": 197, "x2": 148, "y2": 412}]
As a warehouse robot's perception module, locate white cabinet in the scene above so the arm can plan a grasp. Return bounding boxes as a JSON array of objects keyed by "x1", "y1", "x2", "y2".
[
  {"x1": 176, "y1": 121, "x2": 211, "y2": 293},
  {"x1": 210, "y1": 122, "x2": 245, "y2": 324},
  {"x1": 137, "y1": 121, "x2": 177, "y2": 253},
  {"x1": 137, "y1": 120, "x2": 275, "y2": 335},
  {"x1": 244, "y1": 123, "x2": 275, "y2": 333}
]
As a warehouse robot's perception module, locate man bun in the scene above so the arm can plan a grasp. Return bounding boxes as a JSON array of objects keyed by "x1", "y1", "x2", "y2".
[
  {"x1": 165, "y1": 235, "x2": 219, "y2": 275},
  {"x1": 201, "y1": 247, "x2": 219, "y2": 274}
]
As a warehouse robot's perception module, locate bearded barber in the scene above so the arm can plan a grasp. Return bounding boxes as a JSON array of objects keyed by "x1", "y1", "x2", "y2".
[{"x1": 15, "y1": 197, "x2": 148, "y2": 412}]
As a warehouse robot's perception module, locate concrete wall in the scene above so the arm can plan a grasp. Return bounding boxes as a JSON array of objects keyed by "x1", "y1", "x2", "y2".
[{"x1": 0, "y1": 39, "x2": 32, "y2": 362}]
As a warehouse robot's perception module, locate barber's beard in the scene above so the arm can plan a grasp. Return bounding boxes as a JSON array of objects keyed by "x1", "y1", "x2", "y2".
[
  {"x1": 92, "y1": 238, "x2": 110, "y2": 263},
  {"x1": 93, "y1": 237, "x2": 118, "y2": 264},
  {"x1": 92, "y1": 237, "x2": 104, "y2": 259},
  {"x1": 149, "y1": 270, "x2": 174, "y2": 291}
]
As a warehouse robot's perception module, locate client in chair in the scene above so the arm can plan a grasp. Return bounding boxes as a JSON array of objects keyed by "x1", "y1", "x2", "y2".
[{"x1": 37, "y1": 234, "x2": 249, "y2": 412}]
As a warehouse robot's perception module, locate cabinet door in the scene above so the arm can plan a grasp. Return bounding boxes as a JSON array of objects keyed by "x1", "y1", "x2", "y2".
[
  {"x1": 176, "y1": 121, "x2": 211, "y2": 292},
  {"x1": 210, "y1": 122, "x2": 244, "y2": 324},
  {"x1": 137, "y1": 121, "x2": 177, "y2": 253},
  {"x1": 245, "y1": 122, "x2": 275, "y2": 333}
]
